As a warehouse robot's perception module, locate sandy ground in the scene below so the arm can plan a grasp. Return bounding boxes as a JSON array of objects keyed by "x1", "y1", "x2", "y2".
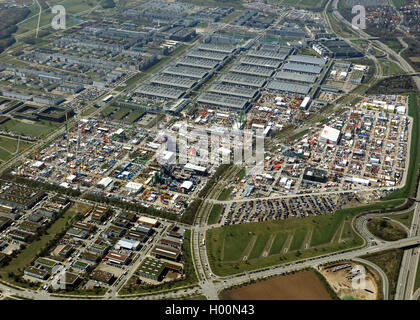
[
  {"x1": 320, "y1": 262, "x2": 378, "y2": 300},
  {"x1": 221, "y1": 270, "x2": 332, "y2": 300}
]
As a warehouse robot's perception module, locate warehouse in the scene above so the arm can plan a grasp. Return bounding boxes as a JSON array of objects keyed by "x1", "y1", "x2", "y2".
[
  {"x1": 197, "y1": 92, "x2": 249, "y2": 110},
  {"x1": 136, "y1": 224, "x2": 153, "y2": 236},
  {"x1": 176, "y1": 56, "x2": 219, "y2": 70},
  {"x1": 282, "y1": 63, "x2": 323, "y2": 75},
  {"x1": 24, "y1": 266, "x2": 49, "y2": 280},
  {"x1": 266, "y1": 80, "x2": 311, "y2": 95},
  {"x1": 105, "y1": 251, "x2": 130, "y2": 265},
  {"x1": 187, "y1": 49, "x2": 228, "y2": 61},
  {"x1": 208, "y1": 83, "x2": 259, "y2": 99},
  {"x1": 344, "y1": 176, "x2": 370, "y2": 186},
  {"x1": 275, "y1": 72, "x2": 317, "y2": 84},
  {"x1": 97, "y1": 177, "x2": 113, "y2": 189},
  {"x1": 303, "y1": 168, "x2": 328, "y2": 183},
  {"x1": 136, "y1": 84, "x2": 185, "y2": 100},
  {"x1": 184, "y1": 163, "x2": 207, "y2": 175},
  {"x1": 124, "y1": 181, "x2": 143, "y2": 194},
  {"x1": 151, "y1": 244, "x2": 181, "y2": 261},
  {"x1": 160, "y1": 237, "x2": 183, "y2": 250},
  {"x1": 197, "y1": 43, "x2": 236, "y2": 54},
  {"x1": 117, "y1": 238, "x2": 141, "y2": 250},
  {"x1": 138, "y1": 216, "x2": 159, "y2": 227},
  {"x1": 239, "y1": 56, "x2": 282, "y2": 69},
  {"x1": 319, "y1": 126, "x2": 341, "y2": 145},
  {"x1": 247, "y1": 49, "x2": 288, "y2": 61},
  {"x1": 90, "y1": 269, "x2": 115, "y2": 284},
  {"x1": 219, "y1": 73, "x2": 266, "y2": 88},
  {"x1": 150, "y1": 74, "x2": 197, "y2": 89},
  {"x1": 230, "y1": 64, "x2": 274, "y2": 77},
  {"x1": 137, "y1": 257, "x2": 167, "y2": 281},
  {"x1": 287, "y1": 55, "x2": 327, "y2": 66},
  {"x1": 162, "y1": 66, "x2": 208, "y2": 80}
]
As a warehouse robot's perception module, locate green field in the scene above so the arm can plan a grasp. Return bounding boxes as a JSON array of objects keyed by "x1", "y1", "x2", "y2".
[
  {"x1": 248, "y1": 234, "x2": 271, "y2": 259},
  {"x1": 385, "y1": 210, "x2": 414, "y2": 228},
  {"x1": 207, "y1": 211, "x2": 363, "y2": 276},
  {"x1": 288, "y1": 229, "x2": 306, "y2": 251},
  {"x1": 0, "y1": 136, "x2": 32, "y2": 162},
  {"x1": 280, "y1": 0, "x2": 328, "y2": 9},
  {"x1": 379, "y1": 59, "x2": 405, "y2": 76},
  {"x1": 208, "y1": 204, "x2": 223, "y2": 225},
  {"x1": 341, "y1": 221, "x2": 353, "y2": 238},
  {"x1": 268, "y1": 232, "x2": 288, "y2": 255},
  {"x1": 217, "y1": 186, "x2": 233, "y2": 201},
  {"x1": 0, "y1": 119, "x2": 59, "y2": 138},
  {"x1": 110, "y1": 107, "x2": 130, "y2": 120},
  {"x1": 380, "y1": 38, "x2": 404, "y2": 53},
  {"x1": 362, "y1": 249, "x2": 404, "y2": 300}
]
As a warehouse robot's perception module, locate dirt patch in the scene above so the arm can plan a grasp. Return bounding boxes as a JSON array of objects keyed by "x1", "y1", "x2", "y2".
[
  {"x1": 220, "y1": 270, "x2": 332, "y2": 300},
  {"x1": 319, "y1": 262, "x2": 378, "y2": 300},
  {"x1": 409, "y1": 56, "x2": 420, "y2": 63}
]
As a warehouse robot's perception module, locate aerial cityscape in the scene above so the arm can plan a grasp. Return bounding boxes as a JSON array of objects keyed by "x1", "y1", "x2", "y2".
[{"x1": 0, "y1": 0, "x2": 419, "y2": 304}]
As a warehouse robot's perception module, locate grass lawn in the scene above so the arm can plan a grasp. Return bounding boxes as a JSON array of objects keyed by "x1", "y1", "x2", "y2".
[
  {"x1": 207, "y1": 211, "x2": 363, "y2": 276},
  {"x1": 268, "y1": 232, "x2": 288, "y2": 255},
  {"x1": 341, "y1": 220, "x2": 353, "y2": 238},
  {"x1": 222, "y1": 228, "x2": 253, "y2": 261},
  {"x1": 0, "y1": 136, "x2": 32, "y2": 162},
  {"x1": 288, "y1": 229, "x2": 306, "y2": 251},
  {"x1": 385, "y1": 210, "x2": 414, "y2": 229},
  {"x1": 81, "y1": 106, "x2": 97, "y2": 117},
  {"x1": 379, "y1": 59, "x2": 405, "y2": 76},
  {"x1": 217, "y1": 186, "x2": 233, "y2": 201},
  {"x1": 125, "y1": 109, "x2": 145, "y2": 123},
  {"x1": 207, "y1": 204, "x2": 222, "y2": 225},
  {"x1": 367, "y1": 218, "x2": 407, "y2": 241},
  {"x1": 380, "y1": 38, "x2": 404, "y2": 53},
  {"x1": 110, "y1": 107, "x2": 130, "y2": 120},
  {"x1": 362, "y1": 249, "x2": 404, "y2": 300},
  {"x1": 248, "y1": 234, "x2": 271, "y2": 259},
  {"x1": 0, "y1": 119, "x2": 59, "y2": 138}
]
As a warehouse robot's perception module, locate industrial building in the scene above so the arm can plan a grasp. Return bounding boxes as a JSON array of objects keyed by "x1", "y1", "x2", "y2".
[
  {"x1": 275, "y1": 72, "x2": 317, "y2": 84},
  {"x1": 239, "y1": 56, "x2": 282, "y2": 69},
  {"x1": 197, "y1": 92, "x2": 249, "y2": 111},
  {"x1": 208, "y1": 83, "x2": 259, "y2": 99},
  {"x1": 230, "y1": 64, "x2": 274, "y2": 77},
  {"x1": 266, "y1": 80, "x2": 311, "y2": 96},
  {"x1": 219, "y1": 73, "x2": 266, "y2": 88},
  {"x1": 162, "y1": 66, "x2": 208, "y2": 80},
  {"x1": 136, "y1": 84, "x2": 185, "y2": 100},
  {"x1": 137, "y1": 257, "x2": 167, "y2": 281},
  {"x1": 319, "y1": 126, "x2": 341, "y2": 145},
  {"x1": 288, "y1": 55, "x2": 327, "y2": 66},
  {"x1": 303, "y1": 168, "x2": 328, "y2": 183},
  {"x1": 150, "y1": 74, "x2": 197, "y2": 90},
  {"x1": 282, "y1": 62, "x2": 323, "y2": 75}
]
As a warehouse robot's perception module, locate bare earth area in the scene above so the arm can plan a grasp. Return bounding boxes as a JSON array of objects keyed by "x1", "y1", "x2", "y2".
[
  {"x1": 319, "y1": 262, "x2": 378, "y2": 300},
  {"x1": 220, "y1": 270, "x2": 332, "y2": 300}
]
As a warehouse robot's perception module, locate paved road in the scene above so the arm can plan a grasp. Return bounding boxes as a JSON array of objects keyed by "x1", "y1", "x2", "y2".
[{"x1": 352, "y1": 258, "x2": 389, "y2": 300}]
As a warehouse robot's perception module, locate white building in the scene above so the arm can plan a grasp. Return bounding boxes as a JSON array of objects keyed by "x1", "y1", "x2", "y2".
[
  {"x1": 125, "y1": 182, "x2": 143, "y2": 194},
  {"x1": 319, "y1": 126, "x2": 341, "y2": 145}
]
